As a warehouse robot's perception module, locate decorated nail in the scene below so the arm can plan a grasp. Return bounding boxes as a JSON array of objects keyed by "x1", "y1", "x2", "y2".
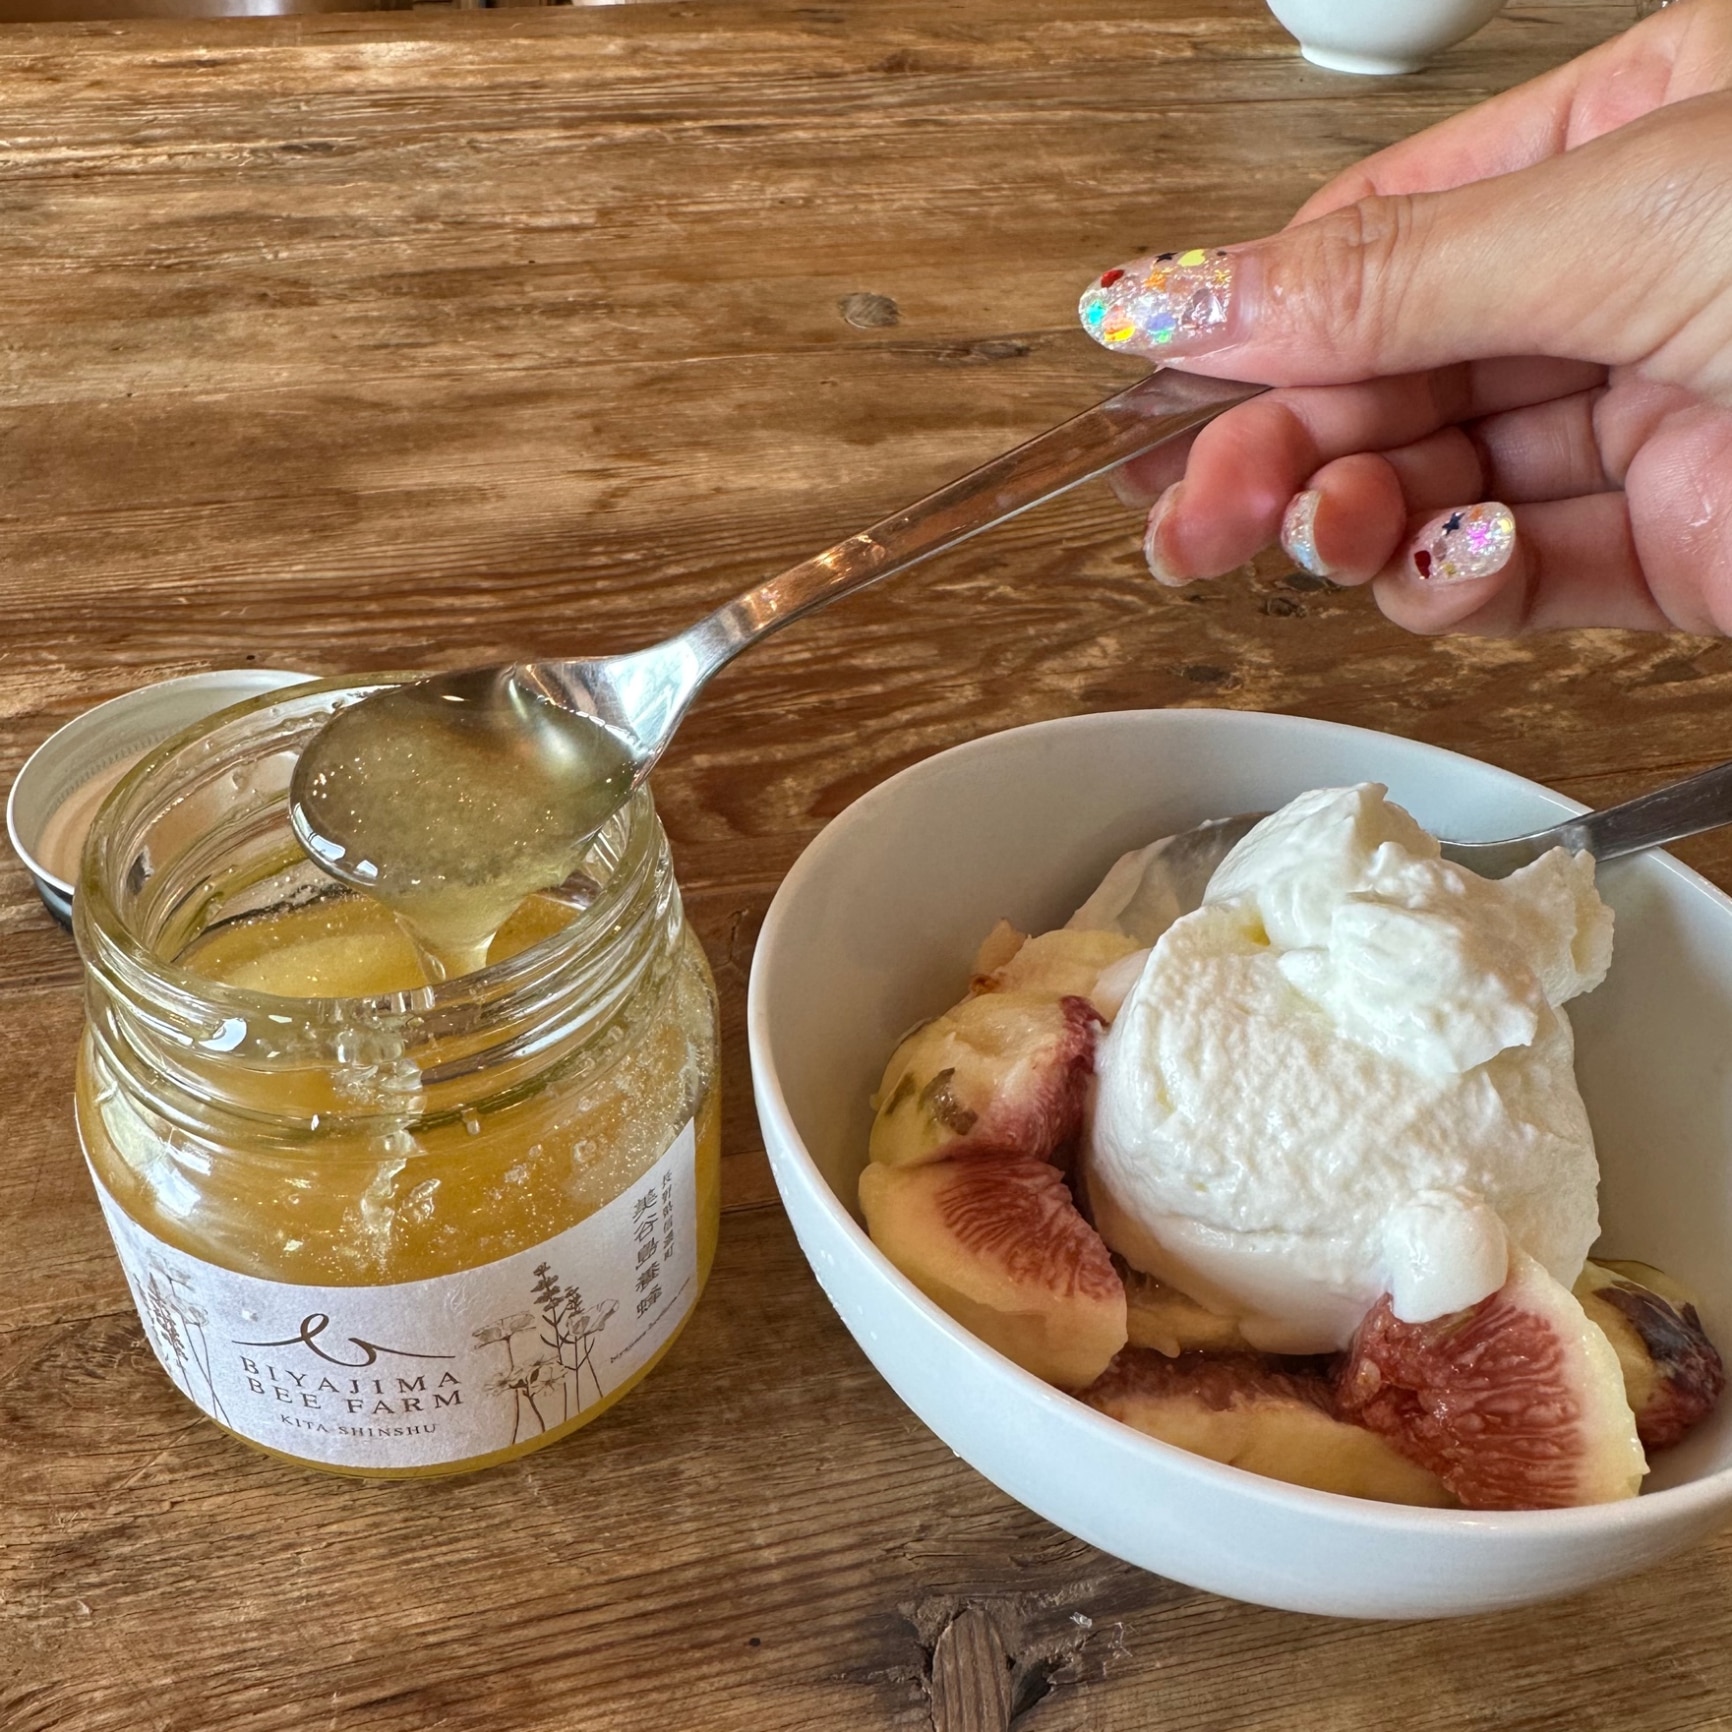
[
  {"x1": 1409, "y1": 503, "x2": 1516, "y2": 583},
  {"x1": 1143, "y1": 483, "x2": 1186, "y2": 586},
  {"x1": 1079, "y1": 248, "x2": 1236, "y2": 359},
  {"x1": 1280, "y1": 489, "x2": 1331, "y2": 579}
]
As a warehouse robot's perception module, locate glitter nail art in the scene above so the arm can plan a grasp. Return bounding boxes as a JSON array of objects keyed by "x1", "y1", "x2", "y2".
[
  {"x1": 1410, "y1": 503, "x2": 1516, "y2": 583},
  {"x1": 1280, "y1": 490, "x2": 1331, "y2": 579},
  {"x1": 1079, "y1": 248, "x2": 1235, "y2": 359}
]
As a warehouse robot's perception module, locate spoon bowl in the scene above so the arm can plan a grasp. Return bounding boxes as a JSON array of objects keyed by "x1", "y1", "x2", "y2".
[{"x1": 288, "y1": 665, "x2": 639, "y2": 975}]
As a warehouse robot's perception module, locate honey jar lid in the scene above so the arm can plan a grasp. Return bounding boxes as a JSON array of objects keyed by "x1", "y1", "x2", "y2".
[{"x1": 6, "y1": 668, "x2": 314, "y2": 926}]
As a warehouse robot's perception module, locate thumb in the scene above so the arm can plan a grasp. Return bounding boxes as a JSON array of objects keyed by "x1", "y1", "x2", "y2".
[{"x1": 1078, "y1": 94, "x2": 1732, "y2": 396}]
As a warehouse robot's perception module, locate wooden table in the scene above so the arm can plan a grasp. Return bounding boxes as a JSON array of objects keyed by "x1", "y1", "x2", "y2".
[{"x1": 6, "y1": 1, "x2": 1731, "y2": 1726}]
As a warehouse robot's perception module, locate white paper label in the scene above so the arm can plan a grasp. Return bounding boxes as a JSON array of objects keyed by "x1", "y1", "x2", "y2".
[{"x1": 90, "y1": 1120, "x2": 698, "y2": 1469}]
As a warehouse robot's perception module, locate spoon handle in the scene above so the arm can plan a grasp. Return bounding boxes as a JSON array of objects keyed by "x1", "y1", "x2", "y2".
[
  {"x1": 677, "y1": 369, "x2": 1265, "y2": 678},
  {"x1": 1556, "y1": 758, "x2": 1732, "y2": 861},
  {"x1": 1444, "y1": 758, "x2": 1732, "y2": 877}
]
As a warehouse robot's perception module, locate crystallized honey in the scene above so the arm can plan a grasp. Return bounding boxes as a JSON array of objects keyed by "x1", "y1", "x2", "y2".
[
  {"x1": 74, "y1": 676, "x2": 721, "y2": 1476},
  {"x1": 287, "y1": 669, "x2": 640, "y2": 979}
]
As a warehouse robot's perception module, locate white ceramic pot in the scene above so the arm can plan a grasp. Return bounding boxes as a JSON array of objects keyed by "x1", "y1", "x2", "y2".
[
  {"x1": 1266, "y1": 0, "x2": 1507, "y2": 74},
  {"x1": 747, "y1": 708, "x2": 1732, "y2": 1618}
]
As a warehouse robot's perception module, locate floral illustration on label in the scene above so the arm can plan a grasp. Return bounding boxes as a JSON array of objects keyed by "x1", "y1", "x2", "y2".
[
  {"x1": 474, "y1": 1270, "x2": 619, "y2": 1447},
  {"x1": 128, "y1": 1253, "x2": 230, "y2": 1427},
  {"x1": 85, "y1": 1119, "x2": 698, "y2": 1469}
]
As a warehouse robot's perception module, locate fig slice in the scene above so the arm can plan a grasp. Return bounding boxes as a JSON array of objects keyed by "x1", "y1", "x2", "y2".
[
  {"x1": 1084, "y1": 1349, "x2": 1453, "y2": 1507},
  {"x1": 1574, "y1": 1258, "x2": 1726, "y2": 1451},
  {"x1": 859, "y1": 1153, "x2": 1127, "y2": 1389},
  {"x1": 869, "y1": 990, "x2": 1102, "y2": 1171},
  {"x1": 1336, "y1": 1248, "x2": 1646, "y2": 1510}
]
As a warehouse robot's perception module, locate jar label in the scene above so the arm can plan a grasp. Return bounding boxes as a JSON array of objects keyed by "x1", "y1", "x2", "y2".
[{"x1": 88, "y1": 1120, "x2": 699, "y2": 1471}]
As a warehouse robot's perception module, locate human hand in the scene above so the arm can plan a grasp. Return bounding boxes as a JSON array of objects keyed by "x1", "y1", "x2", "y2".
[{"x1": 1078, "y1": 0, "x2": 1732, "y2": 635}]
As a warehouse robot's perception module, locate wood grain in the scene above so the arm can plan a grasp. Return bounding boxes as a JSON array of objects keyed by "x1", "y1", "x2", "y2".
[{"x1": 7, "y1": 0, "x2": 1732, "y2": 1726}]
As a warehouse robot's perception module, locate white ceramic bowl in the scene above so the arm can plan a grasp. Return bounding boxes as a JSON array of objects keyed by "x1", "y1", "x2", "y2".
[
  {"x1": 1266, "y1": 0, "x2": 1506, "y2": 75},
  {"x1": 747, "y1": 709, "x2": 1732, "y2": 1618}
]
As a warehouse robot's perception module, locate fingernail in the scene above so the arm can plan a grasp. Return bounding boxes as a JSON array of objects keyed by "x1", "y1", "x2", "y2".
[
  {"x1": 1144, "y1": 483, "x2": 1187, "y2": 586},
  {"x1": 1408, "y1": 503, "x2": 1516, "y2": 583},
  {"x1": 1079, "y1": 248, "x2": 1237, "y2": 360},
  {"x1": 1279, "y1": 489, "x2": 1332, "y2": 578}
]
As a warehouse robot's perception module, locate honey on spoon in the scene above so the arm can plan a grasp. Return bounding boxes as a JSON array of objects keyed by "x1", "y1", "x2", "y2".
[{"x1": 290, "y1": 668, "x2": 636, "y2": 980}]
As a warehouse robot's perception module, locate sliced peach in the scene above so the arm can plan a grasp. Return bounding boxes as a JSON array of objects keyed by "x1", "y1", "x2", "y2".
[
  {"x1": 868, "y1": 990, "x2": 1101, "y2": 1171},
  {"x1": 970, "y1": 918, "x2": 1027, "y2": 979},
  {"x1": 1084, "y1": 1349, "x2": 1454, "y2": 1507},
  {"x1": 973, "y1": 927, "x2": 1145, "y2": 1018},
  {"x1": 1121, "y1": 1264, "x2": 1254, "y2": 1358},
  {"x1": 859, "y1": 1154, "x2": 1127, "y2": 1388}
]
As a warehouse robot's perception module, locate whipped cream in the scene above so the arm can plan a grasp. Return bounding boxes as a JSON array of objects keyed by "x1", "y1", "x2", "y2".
[{"x1": 1085, "y1": 784, "x2": 1613, "y2": 1353}]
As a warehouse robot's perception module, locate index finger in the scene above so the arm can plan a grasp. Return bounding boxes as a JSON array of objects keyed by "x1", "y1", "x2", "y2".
[{"x1": 1110, "y1": 355, "x2": 1605, "y2": 513}]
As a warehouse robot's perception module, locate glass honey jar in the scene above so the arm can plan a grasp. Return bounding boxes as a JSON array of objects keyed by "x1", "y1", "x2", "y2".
[{"x1": 73, "y1": 676, "x2": 721, "y2": 1476}]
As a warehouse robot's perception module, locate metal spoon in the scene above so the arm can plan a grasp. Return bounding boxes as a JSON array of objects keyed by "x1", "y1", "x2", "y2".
[
  {"x1": 289, "y1": 368, "x2": 1266, "y2": 899},
  {"x1": 1083, "y1": 761, "x2": 1732, "y2": 943}
]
